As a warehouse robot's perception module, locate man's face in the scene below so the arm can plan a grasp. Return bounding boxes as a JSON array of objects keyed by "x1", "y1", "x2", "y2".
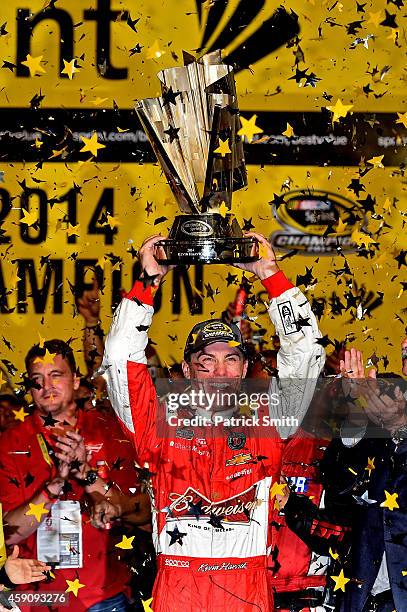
[
  {"x1": 28, "y1": 354, "x2": 79, "y2": 416},
  {"x1": 0, "y1": 399, "x2": 17, "y2": 432},
  {"x1": 183, "y1": 343, "x2": 248, "y2": 379},
  {"x1": 182, "y1": 343, "x2": 248, "y2": 412}
]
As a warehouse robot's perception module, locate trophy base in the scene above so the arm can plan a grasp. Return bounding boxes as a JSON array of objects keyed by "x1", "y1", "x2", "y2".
[{"x1": 155, "y1": 213, "x2": 258, "y2": 265}]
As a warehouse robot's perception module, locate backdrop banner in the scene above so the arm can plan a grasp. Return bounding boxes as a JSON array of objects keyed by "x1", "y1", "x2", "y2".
[{"x1": 0, "y1": 0, "x2": 405, "y2": 376}]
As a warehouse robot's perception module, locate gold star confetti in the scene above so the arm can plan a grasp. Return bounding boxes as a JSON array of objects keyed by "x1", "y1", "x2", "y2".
[
  {"x1": 0, "y1": 370, "x2": 7, "y2": 390},
  {"x1": 66, "y1": 223, "x2": 80, "y2": 237},
  {"x1": 329, "y1": 547, "x2": 339, "y2": 560},
  {"x1": 80, "y1": 132, "x2": 106, "y2": 157},
  {"x1": 382, "y1": 197, "x2": 392, "y2": 213},
  {"x1": 65, "y1": 578, "x2": 85, "y2": 597},
  {"x1": 282, "y1": 123, "x2": 295, "y2": 137},
  {"x1": 367, "y1": 10, "x2": 383, "y2": 27},
  {"x1": 331, "y1": 569, "x2": 350, "y2": 592},
  {"x1": 326, "y1": 99, "x2": 353, "y2": 123},
  {"x1": 9, "y1": 267, "x2": 22, "y2": 291},
  {"x1": 20, "y1": 209, "x2": 38, "y2": 227},
  {"x1": 115, "y1": 535, "x2": 135, "y2": 550},
  {"x1": 396, "y1": 112, "x2": 407, "y2": 129},
  {"x1": 380, "y1": 491, "x2": 399, "y2": 511},
  {"x1": 335, "y1": 218, "x2": 348, "y2": 233},
  {"x1": 92, "y1": 97, "x2": 109, "y2": 106},
  {"x1": 142, "y1": 598, "x2": 154, "y2": 612},
  {"x1": 191, "y1": 284, "x2": 205, "y2": 299},
  {"x1": 367, "y1": 155, "x2": 384, "y2": 168},
  {"x1": 32, "y1": 138, "x2": 43, "y2": 149},
  {"x1": 104, "y1": 215, "x2": 122, "y2": 229},
  {"x1": 214, "y1": 138, "x2": 231, "y2": 156},
  {"x1": 237, "y1": 114, "x2": 263, "y2": 143},
  {"x1": 218, "y1": 202, "x2": 229, "y2": 218},
  {"x1": 238, "y1": 403, "x2": 252, "y2": 416},
  {"x1": 387, "y1": 29, "x2": 399, "y2": 43},
  {"x1": 365, "y1": 457, "x2": 375, "y2": 476},
  {"x1": 61, "y1": 59, "x2": 79, "y2": 80},
  {"x1": 21, "y1": 54, "x2": 46, "y2": 77},
  {"x1": 351, "y1": 229, "x2": 377, "y2": 248},
  {"x1": 13, "y1": 407, "x2": 29, "y2": 423},
  {"x1": 96, "y1": 256, "x2": 107, "y2": 269},
  {"x1": 49, "y1": 146, "x2": 68, "y2": 160},
  {"x1": 228, "y1": 340, "x2": 241, "y2": 347},
  {"x1": 25, "y1": 502, "x2": 48, "y2": 522},
  {"x1": 34, "y1": 349, "x2": 56, "y2": 366},
  {"x1": 146, "y1": 40, "x2": 166, "y2": 60},
  {"x1": 270, "y1": 482, "x2": 287, "y2": 498}
]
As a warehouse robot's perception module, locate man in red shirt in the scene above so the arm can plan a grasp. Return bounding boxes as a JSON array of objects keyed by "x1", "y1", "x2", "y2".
[{"x1": 0, "y1": 339, "x2": 150, "y2": 612}]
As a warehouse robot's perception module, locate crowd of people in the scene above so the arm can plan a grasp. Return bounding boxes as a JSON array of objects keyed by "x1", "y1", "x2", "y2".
[{"x1": 0, "y1": 230, "x2": 405, "y2": 612}]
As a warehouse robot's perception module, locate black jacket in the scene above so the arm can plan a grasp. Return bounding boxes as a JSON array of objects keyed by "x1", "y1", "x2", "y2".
[{"x1": 319, "y1": 432, "x2": 407, "y2": 612}]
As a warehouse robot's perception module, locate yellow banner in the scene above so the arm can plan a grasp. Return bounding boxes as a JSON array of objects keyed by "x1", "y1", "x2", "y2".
[
  {"x1": 0, "y1": 162, "x2": 405, "y2": 374},
  {"x1": 0, "y1": 0, "x2": 405, "y2": 379},
  {"x1": 0, "y1": 0, "x2": 403, "y2": 111}
]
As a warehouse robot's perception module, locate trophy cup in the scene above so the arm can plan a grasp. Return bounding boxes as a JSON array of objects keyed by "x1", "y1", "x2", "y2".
[{"x1": 136, "y1": 50, "x2": 258, "y2": 265}]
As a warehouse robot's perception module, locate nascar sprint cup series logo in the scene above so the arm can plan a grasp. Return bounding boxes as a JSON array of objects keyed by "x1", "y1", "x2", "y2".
[{"x1": 271, "y1": 190, "x2": 366, "y2": 255}]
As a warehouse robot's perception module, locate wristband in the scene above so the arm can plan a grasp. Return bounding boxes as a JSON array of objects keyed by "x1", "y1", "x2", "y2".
[
  {"x1": 261, "y1": 271, "x2": 294, "y2": 299},
  {"x1": 43, "y1": 482, "x2": 61, "y2": 501},
  {"x1": 0, "y1": 564, "x2": 17, "y2": 590}
]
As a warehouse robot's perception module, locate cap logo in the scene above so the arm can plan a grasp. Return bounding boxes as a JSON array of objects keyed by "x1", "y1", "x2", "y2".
[
  {"x1": 199, "y1": 321, "x2": 235, "y2": 341},
  {"x1": 202, "y1": 321, "x2": 232, "y2": 334}
]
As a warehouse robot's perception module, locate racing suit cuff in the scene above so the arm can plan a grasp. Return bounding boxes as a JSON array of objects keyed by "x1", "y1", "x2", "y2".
[
  {"x1": 261, "y1": 271, "x2": 294, "y2": 298},
  {"x1": 125, "y1": 281, "x2": 154, "y2": 306}
]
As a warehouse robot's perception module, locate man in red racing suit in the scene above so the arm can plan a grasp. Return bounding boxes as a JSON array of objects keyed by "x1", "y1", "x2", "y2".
[{"x1": 100, "y1": 232, "x2": 325, "y2": 612}]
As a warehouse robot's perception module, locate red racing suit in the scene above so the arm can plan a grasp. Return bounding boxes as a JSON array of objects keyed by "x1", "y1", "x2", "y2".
[
  {"x1": 101, "y1": 271, "x2": 325, "y2": 612},
  {"x1": 269, "y1": 432, "x2": 332, "y2": 611}
]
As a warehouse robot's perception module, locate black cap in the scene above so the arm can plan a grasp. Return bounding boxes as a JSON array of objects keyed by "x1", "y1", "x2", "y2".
[{"x1": 184, "y1": 319, "x2": 247, "y2": 360}]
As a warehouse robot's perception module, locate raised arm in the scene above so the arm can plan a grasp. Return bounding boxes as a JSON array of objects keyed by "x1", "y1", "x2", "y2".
[
  {"x1": 235, "y1": 232, "x2": 325, "y2": 436},
  {"x1": 101, "y1": 235, "x2": 174, "y2": 463}
]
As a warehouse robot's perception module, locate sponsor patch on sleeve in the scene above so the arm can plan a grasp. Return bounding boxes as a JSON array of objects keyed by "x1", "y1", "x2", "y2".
[{"x1": 278, "y1": 301, "x2": 297, "y2": 334}]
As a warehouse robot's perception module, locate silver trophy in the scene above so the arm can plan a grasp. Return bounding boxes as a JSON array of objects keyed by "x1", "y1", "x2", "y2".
[{"x1": 136, "y1": 50, "x2": 258, "y2": 264}]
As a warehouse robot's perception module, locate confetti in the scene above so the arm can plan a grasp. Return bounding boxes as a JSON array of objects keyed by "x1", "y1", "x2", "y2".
[
  {"x1": 214, "y1": 138, "x2": 231, "y2": 156},
  {"x1": 326, "y1": 99, "x2": 354, "y2": 123},
  {"x1": 65, "y1": 578, "x2": 86, "y2": 597},
  {"x1": 380, "y1": 491, "x2": 399, "y2": 511},
  {"x1": 115, "y1": 535, "x2": 135, "y2": 549},
  {"x1": 21, "y1": 54, "x2": 46, "y2": 77},
  {"x1": 80, "y1": 132, "x2": 106, "y2": 156},
  {"x1": 61, "y1": 59, "x2": 79, "y2": 80},
  {"x1": 330, "y1": 569, "x2": 350, "y2": 592},
  {"x1": 25, "y1": 502, "x2": 48, "y2": 522},
  {"x1": 237, "y1": 114, "x2": 263, "y2": 143}
]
